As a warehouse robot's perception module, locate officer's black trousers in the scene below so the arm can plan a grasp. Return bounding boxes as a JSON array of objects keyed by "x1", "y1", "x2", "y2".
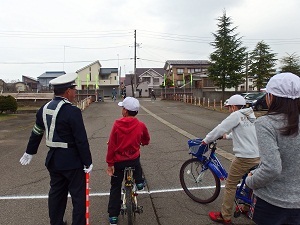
[
  {"x1": 108, "y1": 157, "x2": 143, "y2": 217},
  {"x1": 48, "y1": 168, "x2": 85, "y2": 225}
]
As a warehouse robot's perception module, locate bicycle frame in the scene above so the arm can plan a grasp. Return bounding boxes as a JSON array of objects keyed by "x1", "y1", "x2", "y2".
[
  {"x1": 235, "y1": 173, "x2": 252, "y2": 205},
  {"x1": 124, "y1": 167, "x2": 134, "y2": 187},
  {"x1": 125, "y1": 168, "x2": 138, "y2": 207},
  {"x1": 121, "y1": 167, "x2": 143, "y2": 224},
  {"x1": 121, "y1": 167, "x2": 136, "y2": 211},
  {"x1": 195, "y1": 142, "x2": 228, "y2": 180}
]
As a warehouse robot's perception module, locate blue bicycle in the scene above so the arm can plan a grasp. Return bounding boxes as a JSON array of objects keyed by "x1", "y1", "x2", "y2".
[{"x1": 179, "y1": 138, "x2": 256, "y2": 218}]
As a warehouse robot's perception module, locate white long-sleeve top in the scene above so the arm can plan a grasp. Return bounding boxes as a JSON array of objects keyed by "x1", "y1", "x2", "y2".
[{"x1": 203, "y1": 108, "x2": 259, "y2": 158}]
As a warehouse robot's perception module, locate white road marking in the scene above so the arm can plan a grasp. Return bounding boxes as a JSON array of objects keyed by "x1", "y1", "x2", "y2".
[{"x1": 0, "y1": 185, "x2": 225, "y2": 200}]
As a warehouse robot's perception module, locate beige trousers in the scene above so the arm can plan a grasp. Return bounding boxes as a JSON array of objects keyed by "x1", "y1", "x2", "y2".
[{"x1": 221, "y1": 157, "x2": 260, "y2": 220}]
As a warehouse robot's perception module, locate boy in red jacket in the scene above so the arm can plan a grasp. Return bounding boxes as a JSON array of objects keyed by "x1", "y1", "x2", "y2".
[{"x1": 106, "y1": 97, "x2": 150, "y2": 225}]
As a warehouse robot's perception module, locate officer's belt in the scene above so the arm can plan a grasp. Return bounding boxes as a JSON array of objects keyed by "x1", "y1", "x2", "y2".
[{"x1": 46, "y1": 141, "x2": 76, "y2": 148}]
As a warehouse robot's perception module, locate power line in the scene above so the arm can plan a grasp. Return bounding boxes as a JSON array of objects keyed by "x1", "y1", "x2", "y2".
[
  {"x1": 1, "y1": 28, "x2": 300, "y2": 45},
  {"x1": 0, "y1": 30, "x2": 133, "y2": 38},
  {"x1": 66, "y1": 44, "x2": 131, "y2": 50},
  {"x1": 0, "y1": 58, "x2": 131, "y2": 65},
  {"x1": 139, "y1": 29, "x2": 300, "y2": 45}
]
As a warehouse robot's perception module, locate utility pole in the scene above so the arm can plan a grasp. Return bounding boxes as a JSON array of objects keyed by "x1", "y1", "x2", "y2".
[
  {"x1": 63, "y1": 45, "x2": 66, "y2": 71},
  {"x1": 246, "y1": 52, "x2": 249, "y2": 92},
  {"x1": 134, "y1": 30, "x2": 137, "y2": 97}
]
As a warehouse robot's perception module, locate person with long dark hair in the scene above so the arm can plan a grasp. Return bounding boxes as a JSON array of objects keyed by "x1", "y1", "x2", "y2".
[{"x1": 246, "y1": 72, "x2": 300, "y2": 225}]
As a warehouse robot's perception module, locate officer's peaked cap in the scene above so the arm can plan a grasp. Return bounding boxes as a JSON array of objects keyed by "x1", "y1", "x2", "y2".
[{"x1": 50, "y1": 73, "x2": 77, "y2": 89}]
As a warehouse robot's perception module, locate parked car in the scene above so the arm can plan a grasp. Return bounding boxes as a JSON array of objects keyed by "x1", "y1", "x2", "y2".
[
  {"x1": 245, "y1": 92, "x2": 268, "y2": 111},
  {"x1": 224, "y1": 92, "x2": 259, "y2": 106}
]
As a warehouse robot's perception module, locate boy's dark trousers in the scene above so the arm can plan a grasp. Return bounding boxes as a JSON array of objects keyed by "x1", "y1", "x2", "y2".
[{"x1": 108, "y1": 156, "x2": 143, "y2": 217}]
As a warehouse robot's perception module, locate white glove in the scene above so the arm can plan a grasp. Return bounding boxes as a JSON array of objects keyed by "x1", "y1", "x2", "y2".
[
  {"x1": 84, "y1": 164, "x2": 93, "y2": 173},
  {"x1": 20, "y1": 153, "x2": 33, "y2": 165}
]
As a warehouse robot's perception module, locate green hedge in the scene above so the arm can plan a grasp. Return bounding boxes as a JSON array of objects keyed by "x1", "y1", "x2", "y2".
[{"x1": 0, "y1": 95, "x2": 18, "y2": 114}]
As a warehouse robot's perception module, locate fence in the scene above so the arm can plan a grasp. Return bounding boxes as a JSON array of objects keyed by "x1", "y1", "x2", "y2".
[
  {"x1": 159, "y1": 87, "x2": 252, "y2": 111},
  {"x1": 162, "y1": 92, "x2": 228, "y2": 112},
  {"x1": 76, "y1": 96, "x2": 93, "y2": 111}
]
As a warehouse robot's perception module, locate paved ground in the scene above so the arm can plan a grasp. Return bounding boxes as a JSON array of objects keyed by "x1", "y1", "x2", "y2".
[{"x1": 0, "y1": 98, "x2": 256, "y2": 225}]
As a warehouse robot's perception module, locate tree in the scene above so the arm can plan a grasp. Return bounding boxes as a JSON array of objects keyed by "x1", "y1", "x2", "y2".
[
  {"x1": 160, "y1": 78, "x2": 173, "y2": 88},
  {"x1": 280, "y1": 53, "x2": 300, "y2": 76},
  {"x1": 128, "y1": 74, "x2": 142, "y2": 97},
  {"x1": 208, "y1": 10, "x2": 247, "y2": 100},
  {"x1": 0, "y1": 95, "x2": 18, "y2": 114},
  {"x1": 248, "y1": 41, "x2": 277, "y2": 90}
]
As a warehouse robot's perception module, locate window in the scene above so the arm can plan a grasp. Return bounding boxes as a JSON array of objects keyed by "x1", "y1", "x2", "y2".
[
  {"x1": 195, "y1": 68, "x2": 201, "y2": 72},
  {"x1": 142, "y1": 77, "x2": 151, "y2": 83},
  {"x1": 177, "y1": 80, "x2": 184, "y2": 86},
  {"x1": 187, "y1": 68, "x2": 195, "y2": 73},
  {"x1": 153, "y1": 78, "x2": 159, "y2": 83},
  {"x1": 177, "y1": 68, "x2": 184, "y2": 74}
]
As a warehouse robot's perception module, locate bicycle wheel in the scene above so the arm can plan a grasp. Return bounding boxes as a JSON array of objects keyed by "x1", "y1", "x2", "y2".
[
  {"x1": 125, "y1": 186, "x2": 134, "y2": 225},
  {"x1": 180, "y1": 158, "x2": 221, "y2": 203}
]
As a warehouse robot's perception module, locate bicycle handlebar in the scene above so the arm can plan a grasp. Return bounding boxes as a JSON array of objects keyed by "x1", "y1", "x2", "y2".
[{"x1": 209, "y1": 141, "x2": 217, "y2": 152}]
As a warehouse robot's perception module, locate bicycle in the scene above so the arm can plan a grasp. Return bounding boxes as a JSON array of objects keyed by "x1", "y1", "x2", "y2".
[
  {"x1": 179, "y1": 138, "x2": 257, "y2": 218},
  {"x1": 120, "y1": 167, "x2": 143, "y2": 225}
]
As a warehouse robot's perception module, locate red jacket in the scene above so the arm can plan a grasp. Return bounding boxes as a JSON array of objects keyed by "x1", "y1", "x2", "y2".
[{"x1": 106, "y1": 117, "x2": 150, "y2": 166}]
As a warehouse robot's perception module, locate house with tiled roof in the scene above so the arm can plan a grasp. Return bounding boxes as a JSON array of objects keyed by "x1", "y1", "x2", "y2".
[
  {"x1": 76, "y1": 60, "x2": 119, "y2": 97},
  {"x1": 76, "y1": 60, "x2": 101, "y2": 91},
  {"x1": 22, "y1": 75, "x2": 39, "y2": 91},
  {"x1": 124, "y1": 68, "x2": 165, "y2": 97},
  {"x1": 164, "y1": 60, "x2": 215, "y2": 89},
  {"x1": 37, "y1": 71, "x2": 66, "y2": 90}
]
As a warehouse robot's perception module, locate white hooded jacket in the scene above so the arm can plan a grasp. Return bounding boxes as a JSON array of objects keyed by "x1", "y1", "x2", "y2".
[{"x1": 203, "y1": 108, "x2": 259, "y2": 158}]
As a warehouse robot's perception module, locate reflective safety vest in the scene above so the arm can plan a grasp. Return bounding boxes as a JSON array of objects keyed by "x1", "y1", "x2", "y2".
[{"x1": 42, "y1": 99, "x2": 71, "y2": 148}]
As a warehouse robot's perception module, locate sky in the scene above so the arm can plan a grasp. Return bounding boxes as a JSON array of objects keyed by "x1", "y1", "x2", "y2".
[{"x1": 0, "y1": 0, "x2": 299, "y2": 81}]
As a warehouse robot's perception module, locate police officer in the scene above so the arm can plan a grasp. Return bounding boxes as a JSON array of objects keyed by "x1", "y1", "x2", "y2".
[{"x1": 20, "y1": 73, "x2": 93, "y2": 225}]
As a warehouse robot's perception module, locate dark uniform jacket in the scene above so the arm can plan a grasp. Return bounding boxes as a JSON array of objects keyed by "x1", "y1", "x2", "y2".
[{"x1": 25, "y1": 96, "x2": 92, "y2": 170}]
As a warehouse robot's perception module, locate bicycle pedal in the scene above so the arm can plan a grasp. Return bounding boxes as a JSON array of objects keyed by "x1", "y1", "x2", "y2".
[{"x1": 136, "y1": 206, "x2": 143, "y2": 214}]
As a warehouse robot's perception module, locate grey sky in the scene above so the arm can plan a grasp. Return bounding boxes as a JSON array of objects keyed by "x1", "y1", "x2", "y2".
[{"x1": 0, "y1": 0, "x2": 299, "y2": 81}]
